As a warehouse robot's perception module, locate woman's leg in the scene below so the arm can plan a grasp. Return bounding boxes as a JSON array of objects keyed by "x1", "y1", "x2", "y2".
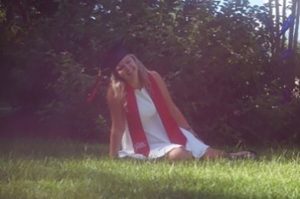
[
  {"x1": 166, "y1": 147, "x2": 193, "y2": 161},
  {"x1": 203, "y1": 147, "x2": 257, "y2": 160},
  {"x1": 202, "y1": 147, "x2": 229, "y2": 160},
  {"x1": 166, "y1": 147, "x2": 229, "y2": 161},
  {"x1": 165, "y1": 147, "x2": 256, "y2": 161}
]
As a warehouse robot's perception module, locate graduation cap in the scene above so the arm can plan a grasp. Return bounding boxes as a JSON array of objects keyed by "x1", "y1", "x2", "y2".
[{"x1": 101, "y1": 41, "x2": 132, "y2": 76}]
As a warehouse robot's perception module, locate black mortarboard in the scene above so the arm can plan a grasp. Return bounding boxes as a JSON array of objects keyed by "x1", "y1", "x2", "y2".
[{"x1": 101, "y1": 41, "x2": 131, "y2": 76}]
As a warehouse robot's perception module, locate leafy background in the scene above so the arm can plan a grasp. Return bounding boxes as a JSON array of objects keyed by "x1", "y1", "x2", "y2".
[{"x1": 0, "y1": 0, "x2": 299, "y2": 147}]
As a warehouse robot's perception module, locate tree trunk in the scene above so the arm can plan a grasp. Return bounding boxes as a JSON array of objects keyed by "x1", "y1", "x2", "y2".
[
  {"x1": 274, "y1": 0, "x2": 280, "y2": 53},
  {"x1": 268, "y1": 0, "x2": 275, "y2": 55},
  {"x1": 281, "y1": 0, "x2": 287, "y2": 50},
  {"x1": 288, "y1": 0, "x2": 297, "y2": 50},
  {"x1": 293, "y1": 1, "x2": 299, "y2": 50}
]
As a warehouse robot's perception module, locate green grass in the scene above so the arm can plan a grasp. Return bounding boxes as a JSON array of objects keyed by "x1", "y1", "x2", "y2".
[{"x1": 0, "y1": 139, "x2": 299, "y2": 199}]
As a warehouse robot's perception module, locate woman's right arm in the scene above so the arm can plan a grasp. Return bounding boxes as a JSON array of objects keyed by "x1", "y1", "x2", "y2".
[{"x1": 107, "y1": 87, "x2": 126, "y2": 158}]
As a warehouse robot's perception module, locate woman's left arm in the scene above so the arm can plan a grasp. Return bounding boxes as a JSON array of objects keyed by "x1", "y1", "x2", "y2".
[{"x1": 150, "y1": 71, "x2": 194, "y2": 132}]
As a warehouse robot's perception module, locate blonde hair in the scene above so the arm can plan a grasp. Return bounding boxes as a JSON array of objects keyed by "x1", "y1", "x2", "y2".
[{"x1": 109, "y1": 54, "x2": 150, "y2": 102}]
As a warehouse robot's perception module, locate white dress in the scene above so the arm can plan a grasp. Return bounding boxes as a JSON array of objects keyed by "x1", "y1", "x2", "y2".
[{"x1": 118, "y1": 88, "x2": 209, "y2": 160}]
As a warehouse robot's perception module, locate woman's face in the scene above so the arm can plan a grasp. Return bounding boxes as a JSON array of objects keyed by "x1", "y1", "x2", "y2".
[{"x1": 115, "y1": 55, "x2": 138, "y2": 81}]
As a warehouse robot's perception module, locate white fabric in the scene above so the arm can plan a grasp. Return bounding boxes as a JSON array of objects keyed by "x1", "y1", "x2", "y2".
[{"x1": 118, "y1": 88, "x2": 209, "y2": 160}]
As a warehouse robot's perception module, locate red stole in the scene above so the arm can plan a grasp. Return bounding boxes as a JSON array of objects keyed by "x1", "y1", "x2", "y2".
[{"x1": 125, "y1": 73, "x2": 187, "y2": 156}]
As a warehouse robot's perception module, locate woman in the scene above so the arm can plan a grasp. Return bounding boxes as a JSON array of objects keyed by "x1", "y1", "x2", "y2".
[{"x1": 103, "y1": 44, "x2": 255, "y2": 160}]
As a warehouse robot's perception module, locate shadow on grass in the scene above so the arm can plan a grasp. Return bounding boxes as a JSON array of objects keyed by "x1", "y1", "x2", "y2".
[
  {"x1": 0, "y1": 138, "x2": 108, "y2": 159},
  {"x1": 0, "y1": 159, "x2": 264, "y2": 199},
  {"x1": 2, "y1": 138, "x2": 299, "y2": 162},
  {"x1": 1, "y1": 138, "x2": 299, "y2": 198},
  {"x1": 22, "y1": 162, "x2": 275, "y2": 199}
]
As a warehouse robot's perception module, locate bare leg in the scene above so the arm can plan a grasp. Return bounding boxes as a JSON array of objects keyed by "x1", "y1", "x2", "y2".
[
  {"x1": 166, "y1": 147, "x2": 193, "y2": 161},
  {"x1": 165, "y1": 147, "x2": 256, "y2": 161},
  {"x1": 203, "y1": 147, "x2": 257, "y2": 160},
  {"x1": 202, "y1": 147, "x2": 229, "y2": 160}
]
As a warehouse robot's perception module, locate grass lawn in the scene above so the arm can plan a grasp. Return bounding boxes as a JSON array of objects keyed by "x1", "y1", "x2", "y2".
[{"x1": 0, "y1": 138, "x2": 299, "y2": 199}]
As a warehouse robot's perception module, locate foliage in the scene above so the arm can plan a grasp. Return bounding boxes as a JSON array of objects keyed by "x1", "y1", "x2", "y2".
[
  {"x1": 0, "y1": 0, "x2": 299, "y2": 145},
  {"x1": 36, "y1": 52, "x2": 108, "y2": 140}
]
